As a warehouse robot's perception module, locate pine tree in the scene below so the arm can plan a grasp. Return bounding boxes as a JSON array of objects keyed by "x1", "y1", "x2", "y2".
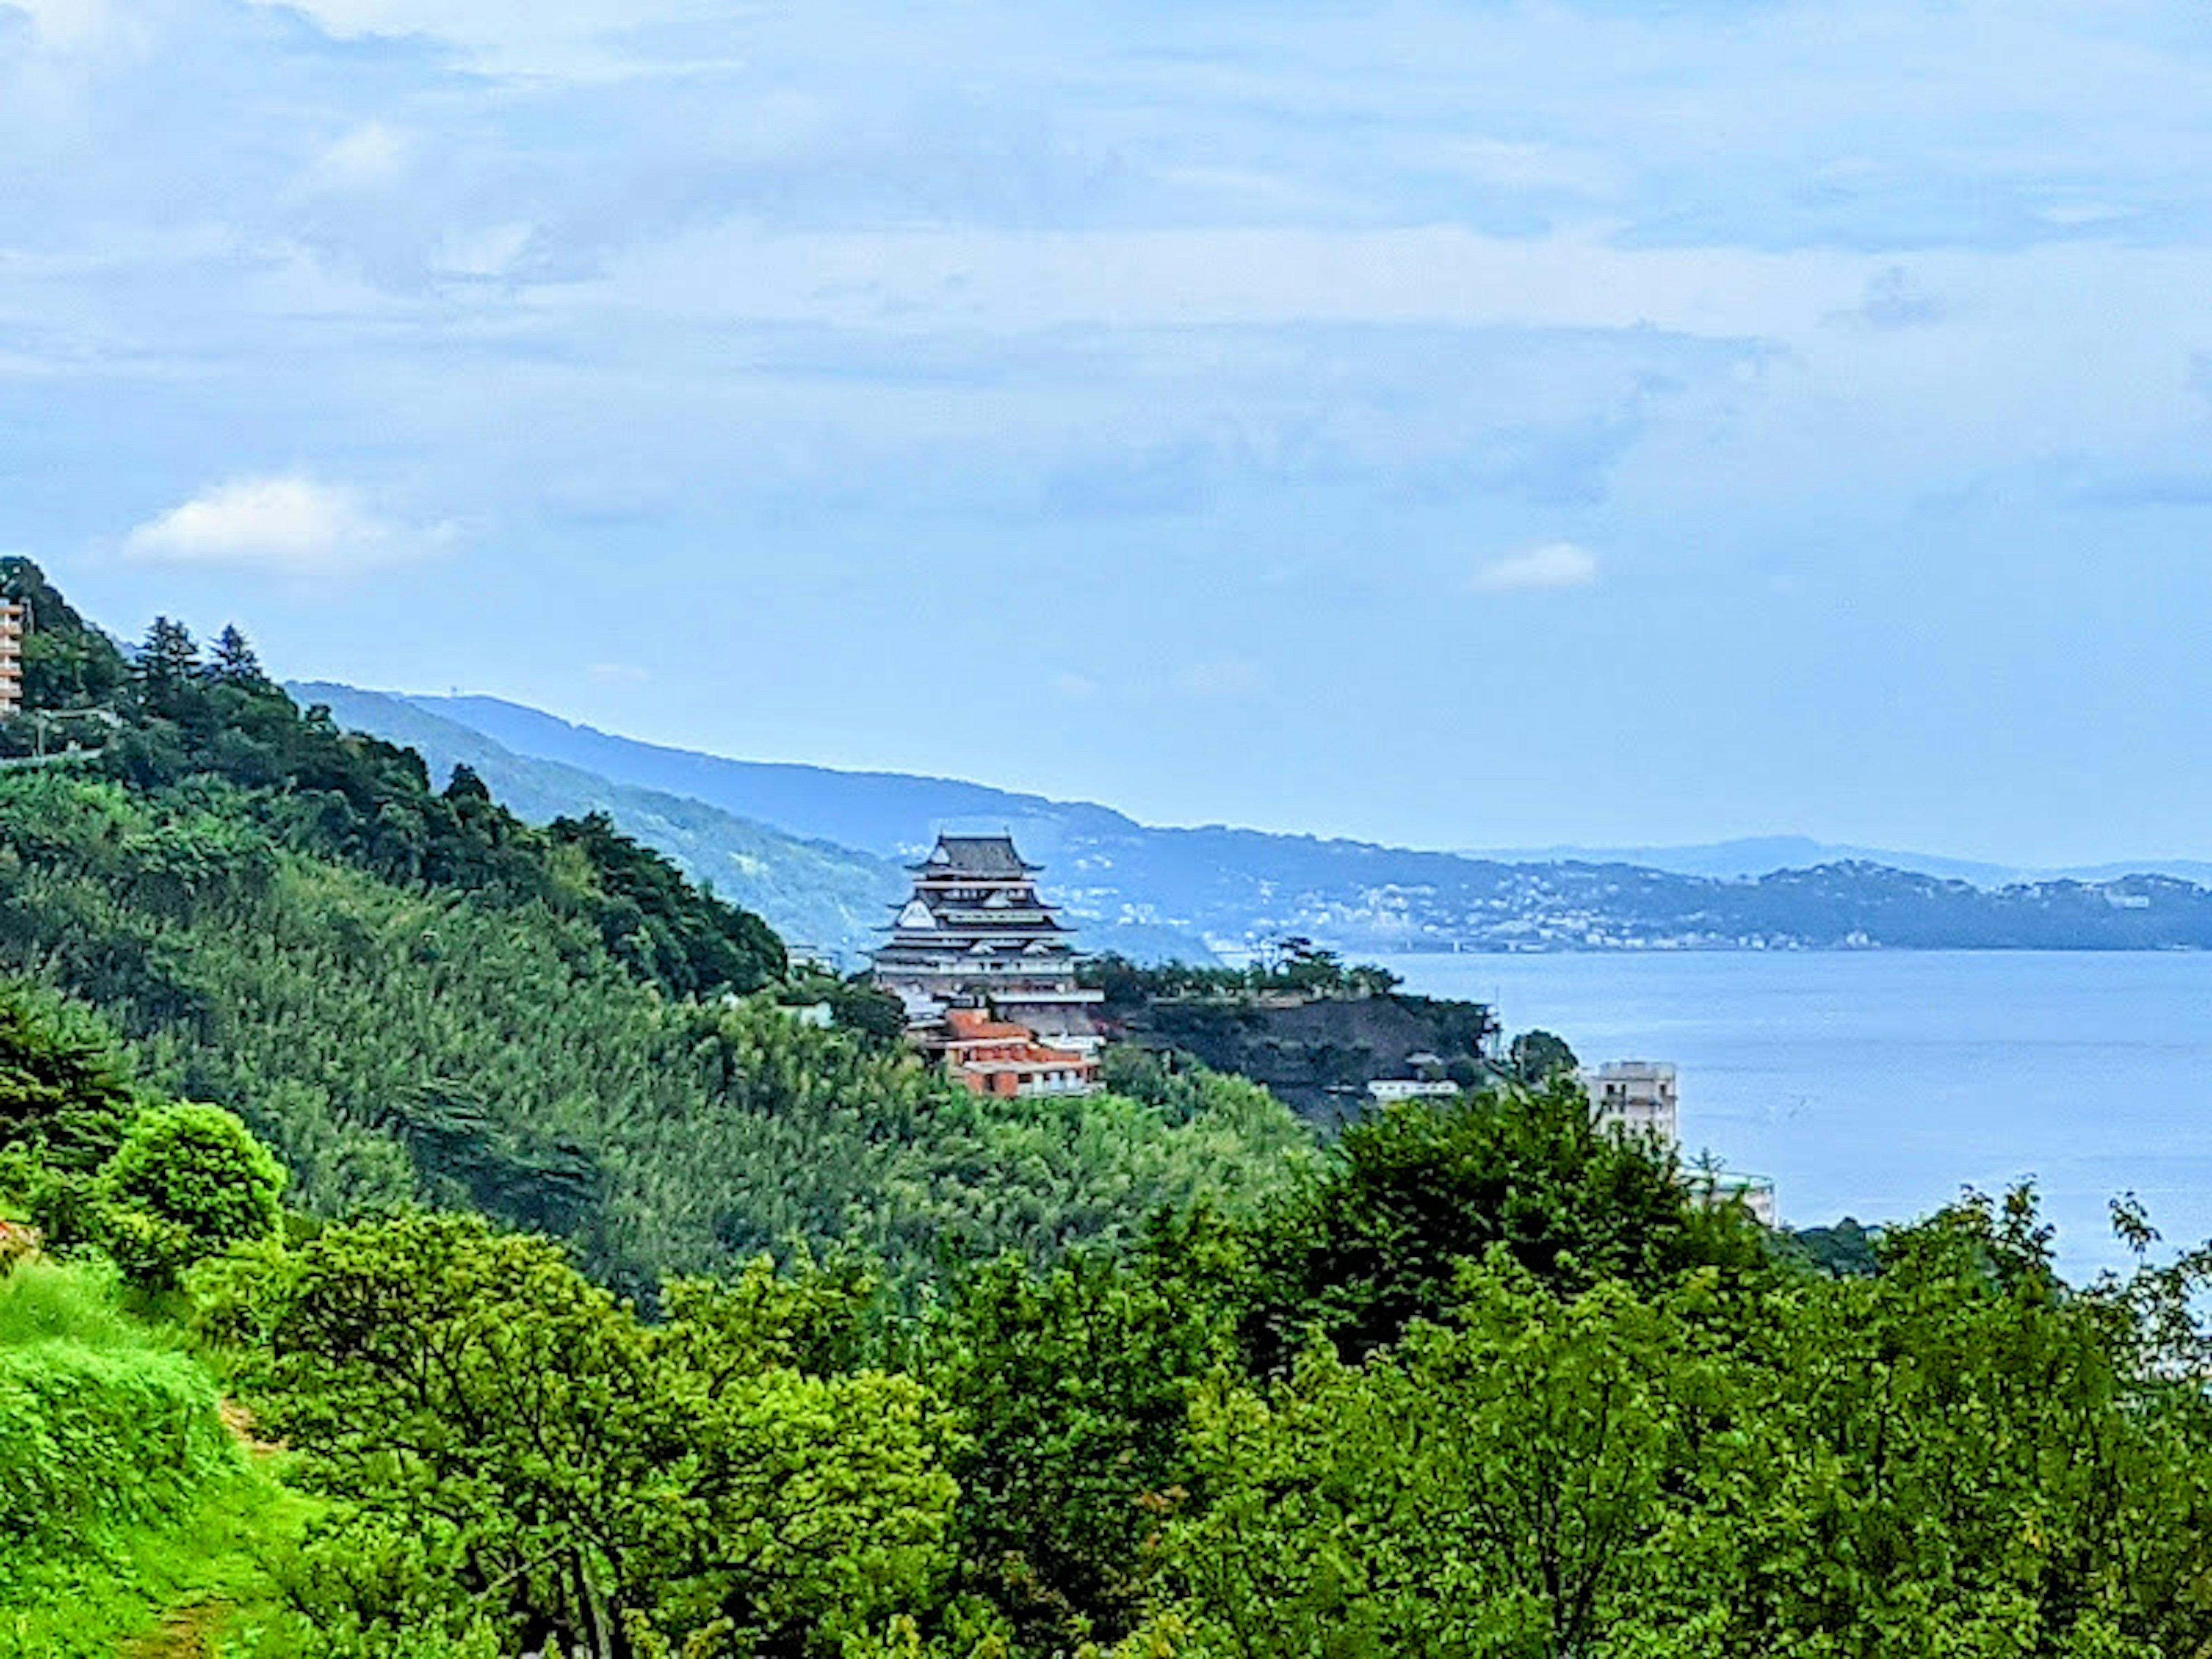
[
  {"x1": 207, "y1": 623, "x2": 265, "y2": 686},
  {"x1": 134, "y1": 616, "x2": 200, "y2": 704}
]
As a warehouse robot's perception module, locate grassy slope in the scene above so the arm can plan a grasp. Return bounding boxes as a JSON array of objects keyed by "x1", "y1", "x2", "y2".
[{"x1": 0, "y1": 1262, "x2": 305, "y2": 1659}]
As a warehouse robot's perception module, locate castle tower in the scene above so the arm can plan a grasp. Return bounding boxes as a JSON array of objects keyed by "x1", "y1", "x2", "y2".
[{"x1": 869, "y1": 833, "x2": 1104, "y2": 1040}]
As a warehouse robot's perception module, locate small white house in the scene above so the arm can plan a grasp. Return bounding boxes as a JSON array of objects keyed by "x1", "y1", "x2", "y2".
[{"x1": 1368, "y1": 1078, "x2": 1463, "y2": 1104}]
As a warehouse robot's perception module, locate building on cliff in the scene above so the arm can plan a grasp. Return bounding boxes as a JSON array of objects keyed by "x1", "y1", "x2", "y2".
[
  {"x1": 914, "y1": 1007, "x2": 1101, "y2": 1098},
  {"x1": 868, "y1": 832, "x2": 1104, "y2": 1040},
  {"x1": 0, "y1": 599, "x2": 24, "y2": 719}
]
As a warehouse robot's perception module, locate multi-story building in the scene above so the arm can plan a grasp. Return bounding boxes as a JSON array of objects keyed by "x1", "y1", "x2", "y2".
[
  {"x1": 914, "y1": 1007, "x2": 1101, "y2": 1098},
  {"x1": 1690, "y1": 1169, "x2": 1779, "y2": 1228},
  {"x1": 1584, "y1": 1058, "x2": 1777, "y2": 1224},
  {"x1": 870, "y1": 833, "x2": 1105, "y2": 1040},
  {"x1": 0, "y1": 599, "x2": 24, "y2": 719},
  {"x1": 1585, "y1": 1060, "x2": 1679, "y2": 1144}
]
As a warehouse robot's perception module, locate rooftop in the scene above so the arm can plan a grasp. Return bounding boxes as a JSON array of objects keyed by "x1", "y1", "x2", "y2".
[{"x1": 910, "y1": 834, "x2": 1041, "y2": 878}]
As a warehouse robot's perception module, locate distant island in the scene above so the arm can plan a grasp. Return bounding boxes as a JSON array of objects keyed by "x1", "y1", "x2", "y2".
[{"x1": 297, "y1": 684, "x2": 2212, "y2": 962}]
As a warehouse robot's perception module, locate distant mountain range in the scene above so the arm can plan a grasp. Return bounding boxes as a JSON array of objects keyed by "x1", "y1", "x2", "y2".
[
  {"x1": 298, "y1": 684, "x2": 2212, "y2": 961},
  {"x1": 1466, "y1": 835, "x2": 2212, "y2": 888}
]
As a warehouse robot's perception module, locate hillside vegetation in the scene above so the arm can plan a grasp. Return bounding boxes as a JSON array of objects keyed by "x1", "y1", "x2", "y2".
[
  {"x1": 11, "y1": 993, "x2": 2212, "y2": 1658},
  {"x1": 10, "y1": 561, "x2": 2212, "y2": 1659},
  {"x1": 295, "y1": 682, "x2": 906, "y2": 962},
  {"x1": 0, "y1": 559, "x2": 1310, "y2": 1295},
  {"x1": 0, "y1": 1256, "x2": 303, "y2": 1658}
]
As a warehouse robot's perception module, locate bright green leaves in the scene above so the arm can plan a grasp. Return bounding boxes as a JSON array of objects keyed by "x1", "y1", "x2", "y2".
[
  {"x1": 236, "y1": 1213, "x2": 961, "y2": 1658},
  {"x1": 930, "y1": 1244, "x2": 1236, "y2": 1651},
  {"x1": 1127, "y1": 1203, "x2": 2212, "y2": 1659},
  {"x1": 1142, "y1": 1263, "x2": 1712, "y2": 1659},
  {"x1": 97, "y1": 1101, "x2": 285, "y2": 1289},
  {"x1": 1237, "y1": 1080, "x2": 1766, "y2": 1370}
]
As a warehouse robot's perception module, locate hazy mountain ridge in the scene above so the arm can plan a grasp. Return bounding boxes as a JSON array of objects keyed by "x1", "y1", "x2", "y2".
[
  {"x1": 1468, "y1": 835, "x2": 2212, "y2": 888},
  {"x1": 339, "y1": 690, "x2": 2212, "y2": 955}
]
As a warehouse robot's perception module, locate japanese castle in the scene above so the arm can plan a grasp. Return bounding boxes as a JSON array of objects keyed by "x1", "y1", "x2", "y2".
[{"x1": 869, "y1": 833, "x2": 1104, "y2": 1040}]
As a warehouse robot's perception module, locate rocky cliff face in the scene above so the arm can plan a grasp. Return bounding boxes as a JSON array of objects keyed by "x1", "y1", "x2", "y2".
[{"x1": 1110, "y1": 991, "x2": 1499, "y2": 1124}]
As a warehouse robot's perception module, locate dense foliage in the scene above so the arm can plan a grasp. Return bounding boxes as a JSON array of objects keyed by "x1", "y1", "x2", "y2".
[
  {"x1": 11, "y1": 570, "x2": 2212, "y2": 1659},
  {"x1": 1234, "y1": 1076, "x2": 1764, "y2": 1369},
  {"x1": 0, "y1": 1256, "x2": 298, "y2": 1659},
  {"x1": 0, "y1": 1260, "x2": 234, "y2": 1556},
  {"x1": 0, "y1": 567, "x2": 1313, "y2": 1293},
  {"x1": 97, "y1": 1101, "x2": 286, "y2": 1289},
  {"x1": 207, "y1": 1213, "x2": 959, "y2": 1658},
  {"x1": 1083, "y1": 946, "x2": 1406, "y2": 1003},
  {"x1": 0, "y1": 770, "x2": 1307, "y2": 1294},
  {"x1": 1144, "y1": 1196, "x2": 2212, "y2": 1658},
  {"x1": 0, "y1": 979, "x2": 141, "y2": 1171},
  {"x1": 10, "y1": 956, "x2": 2212, "y2": 1656}
]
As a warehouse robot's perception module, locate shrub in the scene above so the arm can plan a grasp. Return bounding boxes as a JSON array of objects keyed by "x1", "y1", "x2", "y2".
[{"x1": 98, "y1": 1103, "x2": 285, "y2": 1289}]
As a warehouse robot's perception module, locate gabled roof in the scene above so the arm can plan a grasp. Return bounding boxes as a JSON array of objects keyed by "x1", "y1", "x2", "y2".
[{"x1": 910, "y1": 834, "x2": 1041, "y2": 877}]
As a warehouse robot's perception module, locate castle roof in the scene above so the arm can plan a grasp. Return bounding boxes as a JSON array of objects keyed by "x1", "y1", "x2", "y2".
[{"x1": 910, "y1": 834, "x2": 1040, "y2": 878}]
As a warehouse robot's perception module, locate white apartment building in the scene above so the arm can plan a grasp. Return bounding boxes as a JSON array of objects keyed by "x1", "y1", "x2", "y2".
[
  {"x1": 1584, "y1": 1060, "x2": 1679, "y2": 1146},
  {"x1": 1584, "y1": 1058, "x2": 1778, "y2": 1226},
  {"x1": 0, "y1": 599, "x2": 22, "y2": 719}
]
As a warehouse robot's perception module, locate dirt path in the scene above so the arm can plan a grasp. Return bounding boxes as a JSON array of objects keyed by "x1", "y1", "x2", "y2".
[
  {"x1": 120, "y1": 1601, "x2": 229, "y2": 1659},
  {"x1": 119, "y1": 1401, "x2": 275, "y2": 1656}
]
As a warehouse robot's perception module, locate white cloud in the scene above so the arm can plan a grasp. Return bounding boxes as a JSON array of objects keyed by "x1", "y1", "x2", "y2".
[
  {"x1": 1472, "y1": 541, "x2": 1600, "y2": 593},
  {"x1": 587, "y1": 661, "x2": 651, "y2": 684},
  {"x1": 123, "y1": 475, "x2": 446, "y2": 573},
  {"x1": 310, "y1": 121, "x2": 411, "y2": 192},
  {"x1": 1179, "y1": 658, "x2": 1264, "y2": 698},
  {"x1": 434, "y1": 221, "x2": 535, "y2": 280},
  {"x1": 8, "y1": 0, "x2": 115, "y2": 50},
  {"x1": 1052, "y1": 671, "x2": 1099, "y2": 699}
]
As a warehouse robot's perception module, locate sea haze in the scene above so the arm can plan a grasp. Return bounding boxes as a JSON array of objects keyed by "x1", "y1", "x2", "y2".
[{"x1": 1396, "y1": 950, "x2": 2212, "y2": 1280}]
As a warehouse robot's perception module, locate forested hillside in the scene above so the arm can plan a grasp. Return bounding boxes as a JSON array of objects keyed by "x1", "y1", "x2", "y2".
[
  {"x1": 13, "y1": 559, "x2": 2212, "y2": 1659},
  {"x1": 295, "y1": 682, "x2": 907, "y2": 961},
  {"x1": 10, "y1": 979, "x2": 2212, "y2": 1658},
  {"x1": 0, "y1": 559, "x2": 1309, "y2": 1295}
]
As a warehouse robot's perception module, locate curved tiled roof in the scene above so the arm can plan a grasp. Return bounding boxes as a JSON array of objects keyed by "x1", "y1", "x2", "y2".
[{"x1": 909, "y1": 833, "x2": 1041, "y2": 877}]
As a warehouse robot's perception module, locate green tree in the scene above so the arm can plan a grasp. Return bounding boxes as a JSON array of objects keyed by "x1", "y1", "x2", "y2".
[
  {"x1": 97, "y1": 1101, "x2": 285, "y2": 1287},
  {"x1": 822, "y1": 974, "x2": 911, "y2": 1050},
  {"x1": 1138, "y1": 1260, "x2": 1715, "y2": 1659},
  {"x1": 1237, "y1": 1078, "x2": 1763, "y2": 1369},
  {"x1": 1130, "y1": 1192, "x2": 2212, "y2": 1659},
  {"x1": 1775, "y1": 1214, "x2": 1881, "y2": 1277},
  {"x1": 206, "y1": 623, "x2": 266, "y2": 686},
  {"x1": 0, "y1": 982, "x2": 139, "y2": 1171},
  {"x1": 132, "y1": 615, "x2": 201, "y2": 711},
  {"x1": 238, "y1": 1213, "x2": 960, "y2": 1658},
  {"x1": 1508, "y1": 1028, "x2": 1578, "y2": 1085},
  {"x1": 931, "y1": 1237, "x2": 1236, "y2": 1649}
]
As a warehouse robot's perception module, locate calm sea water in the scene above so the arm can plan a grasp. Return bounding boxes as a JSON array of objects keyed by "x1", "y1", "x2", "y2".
[{"x1": 1392, "y1": 951, "x2": 2212, "y2": 1278}]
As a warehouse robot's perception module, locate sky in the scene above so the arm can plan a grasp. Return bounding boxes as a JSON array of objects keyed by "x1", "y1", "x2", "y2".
[{"x1": 5, "y1": 0, "x2": 2212, "y2": 865}]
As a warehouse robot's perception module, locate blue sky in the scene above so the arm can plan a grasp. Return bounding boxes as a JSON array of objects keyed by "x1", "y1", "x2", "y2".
[{"x1": 5, "y1": 0, "x2": 2211, "y2": 864}]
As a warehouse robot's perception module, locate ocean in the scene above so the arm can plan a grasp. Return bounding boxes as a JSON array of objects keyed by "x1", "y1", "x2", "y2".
[{"x1": 1391, "y1": 950, "x2": 2212, "y2": 1279}]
